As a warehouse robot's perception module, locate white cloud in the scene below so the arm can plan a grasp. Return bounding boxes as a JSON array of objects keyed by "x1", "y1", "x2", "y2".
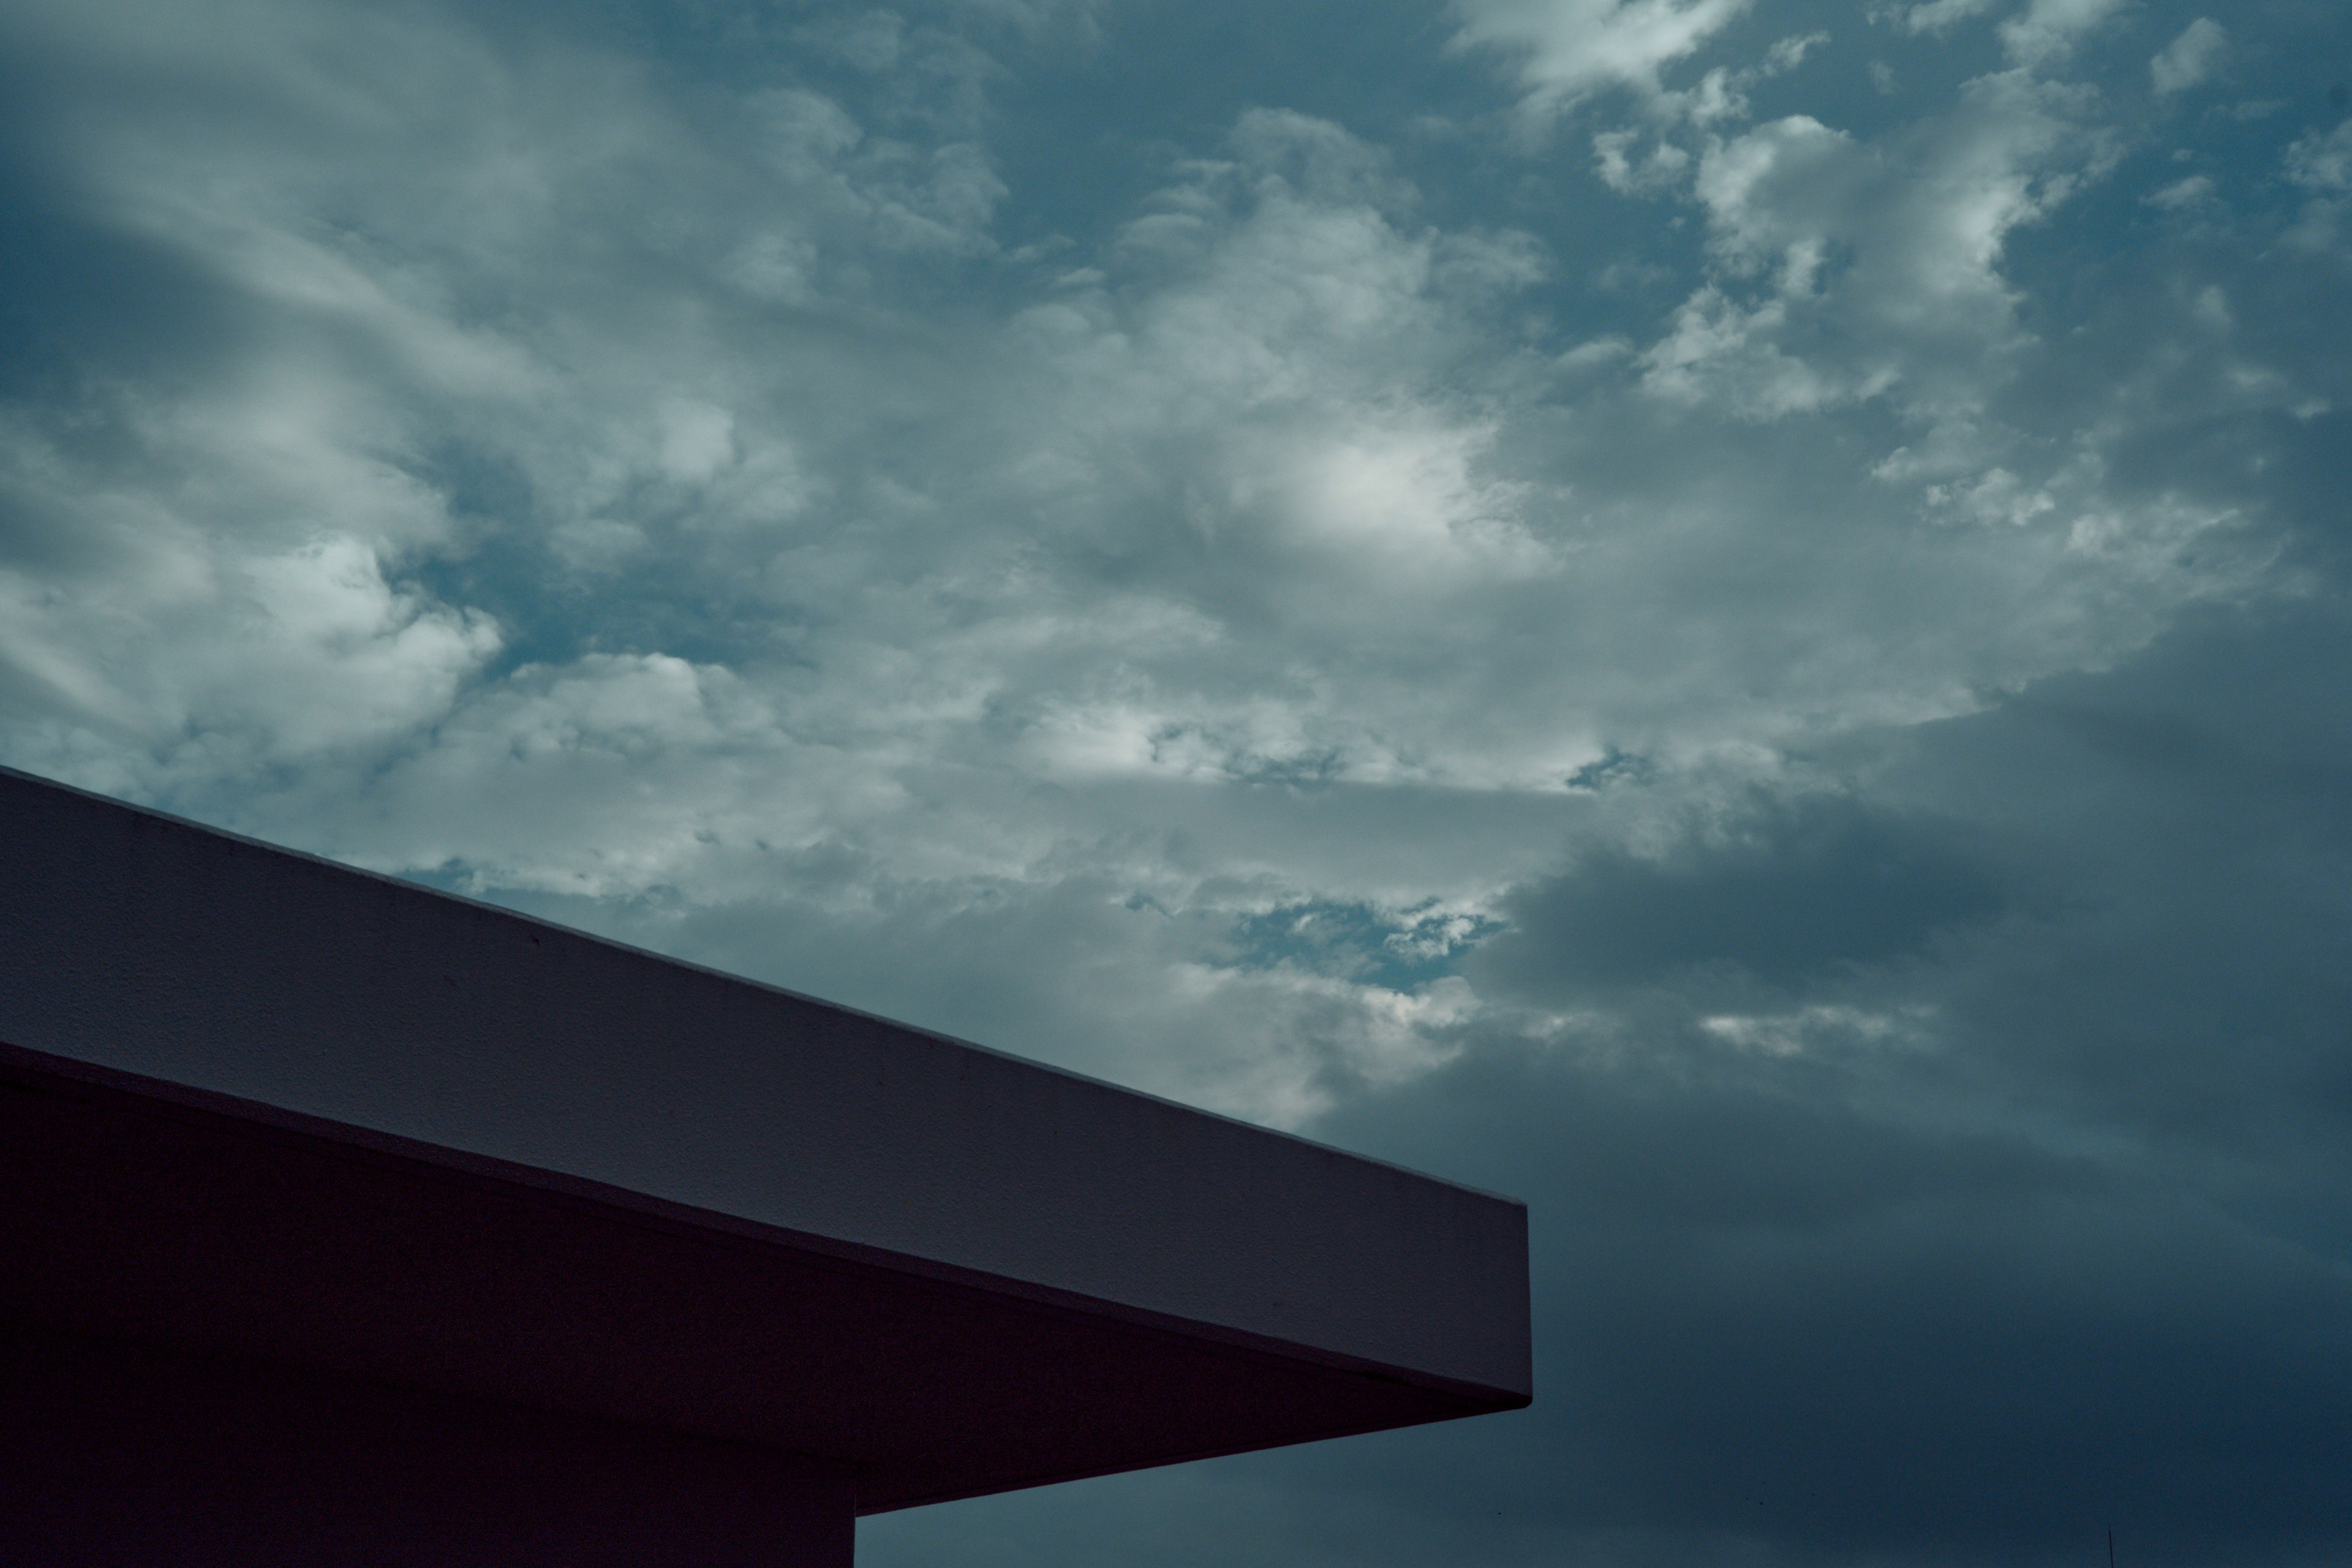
[
  {"x1": 1999, "y1": 0, "x2": 2127, "y2": 67},
  {"x1": 1006, "y1": 111, "x2": 1560, "y2": 638},
  {"x1": 2150, "y1": 18, "x2": 2226, "y2": 97},
  {"x1": 0, "y1": 0, "x2": 2306, "y2": 1133},
  {"x1": 0, "y1": 521, "x2": 499, "y2": 781},
  {"x1": 1634, "y1": 74, "x2": 2114, "y2": 424},
  {"x1": 2146, "y1": 173, "x2": 2215, "y2": 209},
  {"x1": 2283, "y1": 118, "x2": 2352, "y2": 249},
  {"x1": 1451, "y1": 0, "x2": 1752, "y2": 118},
  {"x1": 1593, "y1": 128, "x2": 1694, "y2": 190},
  {"x1": 1901, "y1": 0, "x2": 1996, "y2": 37},
  {"x1": 1762, "y1": 31, "x2": 1829, "y2": 74},
  {"x1": 2286, "y1": 119, "x2": 2352, "y2": 194},
  {"x1": 1640, "y1": 284, "x2": 1858, "y2": 418},
  {"x1": 1698, "y1": 1004, "x2": 1929, "y2": 1057}
]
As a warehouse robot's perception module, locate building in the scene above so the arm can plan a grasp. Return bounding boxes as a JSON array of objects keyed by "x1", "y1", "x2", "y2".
[{"x1": 1, "y1": 766, "x2": 1530, "y2": 1565}]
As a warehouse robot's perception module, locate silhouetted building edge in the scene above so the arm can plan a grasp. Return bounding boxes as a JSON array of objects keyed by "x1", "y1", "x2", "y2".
[{"x1": 1, "y1": 765, "x2": 1529, "y2": 1564}]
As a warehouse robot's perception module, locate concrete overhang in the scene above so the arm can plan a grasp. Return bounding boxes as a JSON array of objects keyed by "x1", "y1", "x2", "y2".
[{"x1": 1, "y1": 765, "x2": 1529, "y2": 1518}]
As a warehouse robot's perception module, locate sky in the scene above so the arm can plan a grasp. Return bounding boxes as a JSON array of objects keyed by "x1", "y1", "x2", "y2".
[{"x1": 3, "y1": 0, "x2": 2350, "y2": 1562}]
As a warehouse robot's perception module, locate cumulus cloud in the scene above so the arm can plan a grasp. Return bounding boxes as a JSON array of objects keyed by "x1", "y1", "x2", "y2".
[
  {"x1": 1900, "y1": 0, "x2": 1997, "y2": 36},
  {"x1": 1450, "y1": 0, "x2": 1752, "y2": 118},
  {"x1": 8, "y1": 0, "x2": 2352, "y2": 1559},
  {"x1": 2287, "y1": 118, "x2": 2352, "y2": 194},
  {"x1": 2146, "y1": 172, "x2": 2216, "y2": 209},
  {"x1": 1997, "y1": 0, "x2": 2128, "y2": 66},
  {"x1": 1617, "y1": 66, "x2": 2126, "y2": 456},
  {"x1": 2150, "y1": 17, "x2": 2226, "y2": 97}
]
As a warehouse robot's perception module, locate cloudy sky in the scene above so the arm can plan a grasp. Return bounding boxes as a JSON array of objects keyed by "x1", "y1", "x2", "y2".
[{"x1": 6, "y1": 0, "x2": 2351, "y2": 1561}]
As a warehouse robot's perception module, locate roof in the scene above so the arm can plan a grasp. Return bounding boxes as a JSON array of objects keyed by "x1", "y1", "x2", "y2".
[{"x1": 0, "y1": 766, "x2": 1529, "y2": 1511}]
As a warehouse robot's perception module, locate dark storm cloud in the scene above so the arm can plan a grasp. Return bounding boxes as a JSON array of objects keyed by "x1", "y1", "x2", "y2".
[
  {"x1": 1300, "y1": 597, "x2": 2352, "y2": 1564},
  {"x1": 1475, "y1": 793, "x2": 2011, "y2": 993},
  {"x1": 1308, "y1": 1034, "x2": 2352, "y2": 1566},
  {"x1": 876, "y1": 1020, "x2": 2352, "y2": 1567},
  {"x1": 875, "y1": 596, "x2": 2352, "y2": 1567},
  {"x1": 1874, "y1": 605, "x2": 2352, "y2": 1152}
]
